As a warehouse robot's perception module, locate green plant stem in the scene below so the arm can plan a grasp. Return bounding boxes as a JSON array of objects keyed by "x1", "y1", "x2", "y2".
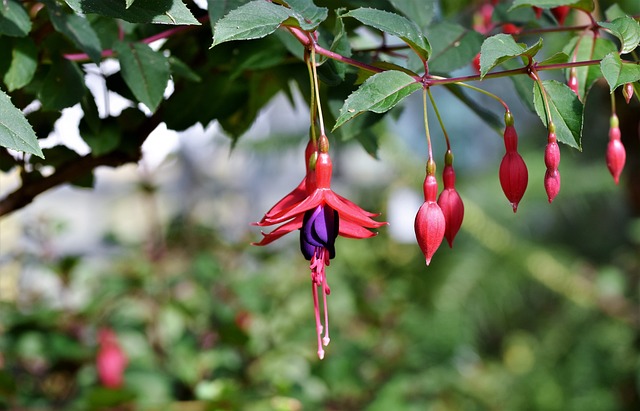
[
  {"x1": 64, "y1": 15, "x2": 208, "y2": 61},
  {"x1": 426, "y1": 89, "x2": 450, "y2": 151},
  {"x1": 310, "y1": 47, "x2": 326, "y2": 137},
  {"x1": 305, "y1": 50, "x2": 318, "y2": 143},
  {"x1": 431, "y1": 76, "x2": 510, "y2": 112},
  {"x1": 530, "y1": 69, "x2": 554, "y2": 130},
  {"x1": 422, "y1": 88, "x2": 433, "y2": 160},
  {"x1": 610, "y1": 90, "x2": 617, "y2": 115}
]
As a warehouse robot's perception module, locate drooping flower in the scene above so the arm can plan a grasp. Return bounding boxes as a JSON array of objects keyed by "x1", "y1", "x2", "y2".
[
  {"x1": 437, "y1": 150, "x2": 464, "y2": 248},
  {"x1": 253, "y1": 134, "x2": 386, "y2": 358},
  {"x1": 606, "y1": 114, "x2": 626, "y2": 184},
  {"x1": 544, "y1": 129, "x2": 561, "y2": 203},
  {"x1": 96, "y1": 328, "x2": 127, "y2": 389},
  {"x1": 551, "y1": 6, "x2": 571, "y2": 25},
  {"x1": 415, "y1": 160, "x2": 446, "y2": 265},
  {"x1": 499, "y1": 112, "x2": 528, "y2": 212}
]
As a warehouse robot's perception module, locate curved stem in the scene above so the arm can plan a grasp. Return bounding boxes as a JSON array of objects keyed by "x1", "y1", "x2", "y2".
[
  {"x1": 64, "y1": 15, "x2": 209, "y2": 61},
  {"x1": 530, "y1": 69, "x2": 554, "y2": 129},
  {"x1": 305, "y1": 50, "x2": 318, "y2": 143},
  {"x1": 310, "y1": 47, "x2": 326, "y2": 137},
  {"x1": 426, "y1": 88, "x2": 450, "y2": 151},
  {"x1": 610, "y1": 90, "x2": 617, "y2": 115},
  {"x1": 431, "y1": 76, "x2": 510, "y2": 112},
  {"x1": 422, "y1": 88, "x2": 433, "y2": 160}
]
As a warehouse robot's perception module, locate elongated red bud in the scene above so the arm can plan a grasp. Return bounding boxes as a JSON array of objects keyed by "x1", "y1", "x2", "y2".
[
  {"x1": 438, "y1": 169, "x2": 464, "y2": 248},
  {"x1": 606, "y1": 115, "x2": 625, "y2": 184},
  {"x1": 415, "y1": 200, "x2": 445, "y2": 266},
  {"x1": 544, "y1": 131, "x2": 561, "y2": 203},
  {"x1": 97, "y1": 329, "x2": 128, "y2": 389},
  {"x1": 499, "y1": 122, "x2": 528, "y2": 212},
  {"x1": 532, "y1": 6, "x2": 543, "y2": 19},
  {"x1": 568, "y1": 68, "x2": 579, "y2": 96},
  {"x1": 472, "y1": 53, "x2": 481, "y2": 74},
  {"x1": 544, "y1": 133, "x2": 560, "y2": 170},
  {"x1": 415, "y1": 163, "x2": 446, "y2": 265},
  {"x1": 623, "y1": 83, "x2": 634, "y2": 104},
  {"x1": 502, "y1": 23, "x2": 521, "y2": 35},
  {"x1": 551, "y1": 6, "x2": 570, "y2": 25}
]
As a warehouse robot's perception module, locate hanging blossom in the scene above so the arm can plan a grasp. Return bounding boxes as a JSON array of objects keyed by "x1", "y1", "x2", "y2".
[{"x1": 253, "y1": 134, "x2": 386, "y2": 359}]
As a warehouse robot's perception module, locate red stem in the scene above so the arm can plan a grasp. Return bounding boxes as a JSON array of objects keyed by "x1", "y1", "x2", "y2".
[{"x1": 64, "y1": 15, "x2": 209, "y2": 62}]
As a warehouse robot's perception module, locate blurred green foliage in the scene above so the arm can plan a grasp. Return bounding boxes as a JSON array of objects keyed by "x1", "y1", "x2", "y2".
[{"x1": 1, "y1": 131, "x2": 638, "y2": 410}]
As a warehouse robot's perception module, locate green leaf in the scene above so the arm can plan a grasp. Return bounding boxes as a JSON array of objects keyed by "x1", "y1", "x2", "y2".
[
  {"x1": 427, "y1": 22, "x2": 483, "y2": 74},
  {"x1": 600, "y1": 52, "x2": 640, "y2": 93},
  {"x1": 509, "y1": 0, "x2": 594, "y2": 12},
  {"x1": 282, "y1": 0, "x2": 328, "y2": 30},
  {"x1": 342, "y1": 8, "x2": 431, "y2": 62},
  {"x1": 599, "y1": 16, "x2": 640, "y2": 55},
  {"x1": 39, "y1": 59, "x2": 86, "y2": 111},
  {"x1": 604, "y1": 4, "x2": 627, "y2": 21},
  {"x1": 0, "y1": 0, "x2": 31, "y2": 37},
  {"x1": 63, "y1": 0, "x2": 200, "y2": 25},
  {"x1": 208, "y1": 0, "x2": 251, "y2": 37},
  {"x1": 333, "y1": 70, "x2": 420, "y2": 130},
  {"x1": 0, "y1": 89, "x2": 43, "y2": 158},
  {"x1": 388, "y1": 0, "x2": 436, "y2": 30},
  {"x1": 479, "y1": 34, "x2": 527, "y2": 78},
  {"x1": 44, "y1": 0, "x2": 103, "y2": 63},
  {"x1": 563, "y1": 36, "x2": 617, "y2": 99},
  {"x1": 538, "y1": 52, "x2": 569, "y2": 65},
  {"x1": 80, "y1": 118, "x2": 122, "y2": 156},
  {"x1": 533, "y1": 80, "x2": 583, "y2": 149},
  {"x1": 115, "y1": 41, "x2": 170, "y2": 113},
  {"x1": 169, "y1": 56, "x2": 202, "y2": 83},
  {"x1": 4, "y1": 37, "x2": 38, "y2": 91},
  {"x1": 326, "y1": 14, "x2": 351, "y2": 80},
  {"x1": 126, "y1": 0, "x2": 136, "y2": 8},
  {"x1": 212, "y1": 0, "x2": 292, "y2": 47}
]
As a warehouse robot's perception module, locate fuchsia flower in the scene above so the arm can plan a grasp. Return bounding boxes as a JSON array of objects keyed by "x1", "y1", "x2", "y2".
[
  {"x1": 544, "y1": 129, "x2": 561, "y2": 203},
  {"x1": 606, "y1": 114, "x2": 626, "y2": 184},
  {"x1": 623, "y1": 83, "x2": 634, "y2": 104},
  {"x1": 499, "y1": 112, "x2": 528, "y2": 212},
  {"x1": 253, "y1": 135, "x2": 386, "y2": 359},
  {"x1": 415, "y1": 160, "x2": 446, "y2": 265},
  {"x1": 96, "y1": 328, "x2": 127, "y2": 389},
  {"x1": 437, "y1": 151, "x2": 464, "y2": 248}
]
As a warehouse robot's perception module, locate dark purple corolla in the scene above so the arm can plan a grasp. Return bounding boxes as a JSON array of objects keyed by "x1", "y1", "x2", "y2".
[{"x1": 300, "y1": 205, "x2": 338, "y2": 359}]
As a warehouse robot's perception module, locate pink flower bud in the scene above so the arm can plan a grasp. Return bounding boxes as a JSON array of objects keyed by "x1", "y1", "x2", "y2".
[
  {"x1": 623, "y1": 83, "x2": 634, "y2": 104},
  {"x1": 551, "y1": 6, "x2": 570, "y2": 25},
  {"x1": 499, "y1": 124, "x2": 528, "y2": 212},
  {"x1": 97, "y1": 329, "x2": 127, "y2": 389},
  {"x1": 606, "y1": 138, "x2": 626, "y2": 185},
  {"x1": 415, "y1": 200, "x2": 445, "y2": 266},
  {"x1": 544, "y1": 169, "x2": 561, "y2": 203},
  {"x1": 502, "y1": 23, "x2": 521, "y2": 35},
  {"x1": 544, "y1": 133, "x2": 560, "y2": 170},
  {"x1": 606, "y1": 115, "x2": 626, "y2": 184},
  {"x1": 472, "y1": 53, "x2": 481, "y2": 74},
  {"x1": 568, "y1": 68, "x2": 579, "y2": 96},
  {"x1": 544, "y1": 132, "x2": 561, "y2": 203},
  {"x1": 532, "y1": 6, "x2": 543, "y2": 19},
  {"x1": 423, "y1": 172, "x2": 438, "y2": 202},
  {"x1": 437, "y1": 158, "x2": 464, "y2": 248}
]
